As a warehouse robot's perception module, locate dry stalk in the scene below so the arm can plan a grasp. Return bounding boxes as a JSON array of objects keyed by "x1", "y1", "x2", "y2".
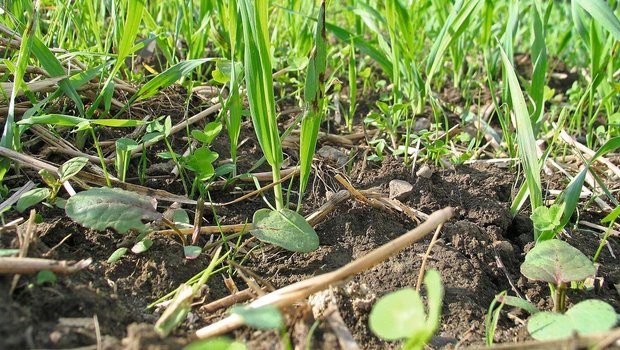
[{"x1": 0, "y1": 257, "x2": 92, "y2": 274}]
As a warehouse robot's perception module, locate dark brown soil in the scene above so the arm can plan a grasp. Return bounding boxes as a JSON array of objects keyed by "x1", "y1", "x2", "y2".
[
  {"x1": 2, "y1": 83, "x2": 619, "y2": 349},
  {"x1": 2, "y1": 152, "x2": 619, "y2": 350}
]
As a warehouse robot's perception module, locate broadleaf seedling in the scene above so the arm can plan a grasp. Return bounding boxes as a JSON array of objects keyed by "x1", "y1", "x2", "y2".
[
  {"x1": 369, "y1": 269, "x2": 443, "y2": 350},
  {"x1": 527, "y1": 299, "x2": 617, "y2": 340},
  {"x1": 520, "y1": 239, "x2": 595, "y2": 312},
  {"x1": 16, "y1": 157, "x2": 89, "y2": 212},
  {"x1": 65, "y1": 187, "x2": 162, "y2": 234}
]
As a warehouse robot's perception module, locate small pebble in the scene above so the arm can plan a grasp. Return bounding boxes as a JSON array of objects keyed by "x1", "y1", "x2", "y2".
[
  {"x1": 389, "y1": 179, "x2": 413, "y2": 200},
  {"x1": 416, "y1": 165, "x2": 433, "y2": 178}
]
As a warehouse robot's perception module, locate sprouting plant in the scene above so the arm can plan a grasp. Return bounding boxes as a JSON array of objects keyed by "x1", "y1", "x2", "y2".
[
  {"x1": 594, "y1": 205, "x2": 620, "y2": 263},
  {"x1": 16, "y1": 157, "x2": 88, "y2": 212},
  {"x1": 238, "y1": 0, "x2": 318, "y2": 252},
  {"x1": 238, "y1": 0, "x2": 284, "y2": 210},
  {"x1": 529, "y1": 203, "x2": 565, "y2": 241},
  {"x1": 298, "y1": 0, "x2": 327, "y2": 206},
  {"x1": 369, "y1": 269, "x2": 443, "y2": 350},
  {"x1": 115, "y1": 138, "x2": 139, "y2": 183},
  {"x1": 484, "y1": 291, "x2": 506, "y2": 346},
  {"x1": 521, "y1": 239, "x2": 596, "y2": 313},
  {"x1": 488, "y1": 239, "x2": 618, "y2": 341},
  {"x1": 519, "y1": 239, "x2": 617, "y2": 339}
]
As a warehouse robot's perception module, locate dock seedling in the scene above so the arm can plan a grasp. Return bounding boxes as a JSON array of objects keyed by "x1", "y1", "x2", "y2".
[
  {"x1": 521, "y1": 239, "x2": 596, "y2": 313},
  {"x1": 369, "y1": 269, "x2": 443, "y2": 350},
  {"x1": 519, "y1": 239, "x2": 617, "y2": 340},
  {"x1": 488, "y1": 239, "x2": 618, "y2": 341}
]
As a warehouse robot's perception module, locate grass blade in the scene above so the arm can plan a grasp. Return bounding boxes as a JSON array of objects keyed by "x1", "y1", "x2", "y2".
[
  {"x1": 0, "y1": 3, "x2": 38, "y2": 182},
  {"x1": 426, "y1": 0, "x2": 481, "y2": 90},
  {"x1": 557, "y1": 137, "x2": 620, "y2": 232},
  {"x1": 499, "y1": 44, "x2": 543, "y2": 239},
  {"x1": 132, "y1": 58, "x2": 215, "y2": 101},
  {"x1": 239, "y1": 0, "x2": 283, "y2": 209},
  {"x1": 574, "y1": 0, "x2": 620, "y2": 40},
  {"x1": 299, "y1": 1, "x2": 327, "y2": 200},
  {"x1": 529, "y1": 2, "x2": 548, "y2": 129}
]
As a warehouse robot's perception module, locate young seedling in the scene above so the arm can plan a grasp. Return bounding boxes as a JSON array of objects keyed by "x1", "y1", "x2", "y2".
[
  {"x1": 488, "y1": 239, "x2": 617, "y2": 341},
  {"x1": 16, "y1": 157, "x2": 89, "y2": 212},
  {"x1": 238, "y1": 0, "x2": 319, "y2": 253},
  {"x1": 521, "y1": 239, "x2": 596, "y2": 312},
  {"x1": 369, "y1": 269, "x2": 443, "y2": 350}
]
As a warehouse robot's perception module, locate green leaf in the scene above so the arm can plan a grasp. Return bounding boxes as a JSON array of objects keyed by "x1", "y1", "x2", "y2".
[
  {"x1": 426, "y1": 0, "x2": 482, "y2": 87},
  {"x1": 59, "y1": 157, "x2": 88, "y2": 182},
  {"x1": 133, "y1": 59, "x2": 215, "y2": 101},
  {"x1": 528, "y1": 300, "x2": 617, "y2": 340},
  {"x1": 251, "y1": 208, "x2": 319, "y2": 253},
  {"x1": 0, "y1": 249, "x2": 19, "y2": 257},
  {"x1": 495, "y1": 294, "x2": 540, "y2": 315},
  {"x1": 424, "y1": 269, "x2": 444, "y2": 329},
  {"x1": 184, "y1": 337, "x2": 247, "y2": 350},
  {"x1": 231, "y1": 305, "x2": 283, "y2": 330},
  {"x1": 65, "y1": 187, "x2": 162, "y2": 233},
  {"x1": 520, "y1": 239, "x2": 595, "y2": 286},
  {"x1": 369, "y1": 288, "x2": 426, "y2": 340},
  {"x1": 36, "y1": 270, "x2": 57, "y2": 285},
  {"x1": 116, "y1": 0, "x2": 144, "y2": 61},
  {"x1": 530, "y1": 204, "x2": 564, "y2": 234},
  {"x1": 107, "y1": 247, "x2": 128, "y2": 263},
  {"x1": 299, "y1": 1, "x2": 327, "y2": 199},
  {"x1": 574, "y1": 0, "x2": 620, "y2": 40},
  {"x1": 184, "y1": 147, "x2": 218, "y2": 181},
  {"x1": 567, "y1": 300, "x2": 617, "y2": 335},
  {"x1": 173, "y1": 208, "x2": 190, "y2": 226},
  {"x1": 527, "y1": 312, "x2": 573, "y2": 340},
  {"x1": 239, "y1": 0, "x2": 282, "y2": 170},
  {"x1": 18, "y1": 114, "x2": 144, "y2": 128},
  {"x1": 131, "y1": 239, "x2": 153, "y2": 254},
  {"x1": 31, "y1": 38, "x2": 84, "y2": 114},
  {"x1": 557, "y1": 137, "x2": 620, "y2": 231},
  {"x1": 500, "y1": 43, "x2": 543, "y2": 237},
  {"x1": 16, "y1": 188, "x2": 50, "y2": 212},
  {"x1": 184, "y1": 246, "x2": 202, "y2": 260}
]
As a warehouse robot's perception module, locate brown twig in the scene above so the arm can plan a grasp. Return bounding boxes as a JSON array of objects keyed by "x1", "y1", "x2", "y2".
[{"x1": 0, "y1": 257, "x2": 92, "y2": 274}]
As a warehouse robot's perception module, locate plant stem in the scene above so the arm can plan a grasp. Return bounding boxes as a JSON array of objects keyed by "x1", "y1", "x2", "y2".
[
  {"x1": 272, "y1": 165, "x2": 283, "y2": 211},
  {"x1": 89, "y1": 127, "x2": 111, "y2": 187}
]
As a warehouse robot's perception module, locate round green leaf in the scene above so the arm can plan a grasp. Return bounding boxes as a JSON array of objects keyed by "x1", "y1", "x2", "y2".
[
  {"x1": 230, "y1": 305, "x2": 282, "y2": 330},
  {"x1": 567, "y1": 300, "x2": 617, "y2": 335},
  {"x1": 17, "y1": 188, "x2": 50, "y2": 212},
  {"x1": 65, "y1": 187, "x2": 162, "y2": 233},
  {"x1": 369, "y1": 288, "x2": 426, "y2": 340},
  {"x1": 520, "y1": 239, "x2": 595, "y2": 285},
  {"x1": 528, "y1": 312, "x2": 573, "y2": 340},
  {"x1": 251, "y1": 208, "x2": 319, "y2": 252},
  {"x1": 36, "y1": 270, "x2": 57, "y2": 285}
]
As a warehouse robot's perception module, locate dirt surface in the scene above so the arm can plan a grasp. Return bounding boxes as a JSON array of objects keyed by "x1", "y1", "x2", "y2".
[{"x1": 2, "y1": 148, "x2": 619, "y2": 350}]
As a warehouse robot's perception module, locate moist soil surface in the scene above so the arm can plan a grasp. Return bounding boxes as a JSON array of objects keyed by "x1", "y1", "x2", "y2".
[{"x1": 2, "y1": 156, "x2": 619, "y2": 350}]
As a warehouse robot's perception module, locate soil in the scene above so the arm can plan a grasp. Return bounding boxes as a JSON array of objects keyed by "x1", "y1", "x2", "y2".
[{"x1": 2, "y1": 88, "x2": 619, "y2": 350}]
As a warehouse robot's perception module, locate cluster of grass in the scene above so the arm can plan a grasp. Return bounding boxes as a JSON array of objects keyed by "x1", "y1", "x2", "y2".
[{"x1": 2, "y1": 0, "x2": 620, "y2": 347}]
